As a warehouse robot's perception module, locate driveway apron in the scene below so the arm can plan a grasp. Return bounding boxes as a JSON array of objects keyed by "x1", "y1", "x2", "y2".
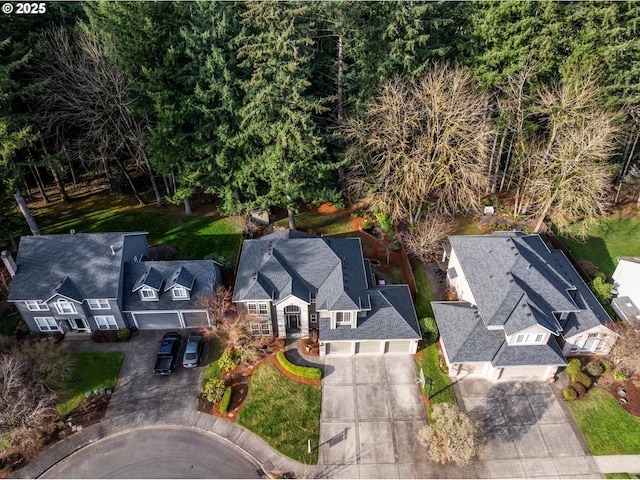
[{"x1": 318, "y1": 355, "x2": 428, "y2": 479}]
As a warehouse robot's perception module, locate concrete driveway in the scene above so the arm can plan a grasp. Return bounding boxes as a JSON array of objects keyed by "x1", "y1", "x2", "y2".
[{"x1": 317, "y1": 355, "x2": 428, "y2": 479}]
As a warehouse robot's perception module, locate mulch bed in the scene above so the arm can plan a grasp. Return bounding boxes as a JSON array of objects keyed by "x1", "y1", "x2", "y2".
[{"x1": 594, "y1": 373, "x2": 640, "y2": 417}]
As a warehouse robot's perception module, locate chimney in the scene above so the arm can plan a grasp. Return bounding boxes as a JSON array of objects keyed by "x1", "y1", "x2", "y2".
[{"x1": 1, "y1": 251, "x2": 17, "y2": 278}]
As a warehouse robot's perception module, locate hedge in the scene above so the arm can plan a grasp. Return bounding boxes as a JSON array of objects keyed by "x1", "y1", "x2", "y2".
[
  {"x1": 220, "y1": 386, "x2": 232, "y2": 414},
  {"x1": 276, "y1": 350, "x2": 322, "y2": 381}
]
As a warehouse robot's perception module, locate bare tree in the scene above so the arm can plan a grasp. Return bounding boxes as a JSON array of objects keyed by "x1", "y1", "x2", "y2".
[
  {"x1": 417, "y1": 402, "x2": 483, "y2": 466},
  {"x1": 344, "y1": 64, "x2": 494, "y2": 225},
  {"x1": 403, "y1": 213, "x2": 455, "y2": 262},
  {"x1": 38, "y1": 27, "x2": 163, "y2": 207}
]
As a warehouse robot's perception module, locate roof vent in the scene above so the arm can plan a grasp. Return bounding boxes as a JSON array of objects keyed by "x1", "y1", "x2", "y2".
[
  {"x1": 70, "y1": 229, "x2": 75, "y2": 235},
  {"x1": 110, "y1": 245, "x2": 116, "y2": 256}
]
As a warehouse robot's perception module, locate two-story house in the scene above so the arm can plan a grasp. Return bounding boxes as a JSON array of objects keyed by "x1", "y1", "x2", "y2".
[
  {"x1": 2, "y1": 232, "x2": 221, "y2": 334},
  {"x1": 433, "y1": 232, "x2": 616, "y2": 381},
  {"x1": 232, "y1": 229, "x2": 421, "y2": 355}
]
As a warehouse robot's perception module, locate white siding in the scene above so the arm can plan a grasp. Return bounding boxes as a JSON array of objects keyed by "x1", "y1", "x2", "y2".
[
  {"x1": 448, "y1": 248, "x2": 477, "y2": 305},
  {"x1": 613, "y1": 259, "x2": 640, "y2": 307},
  {"x1": 275, "y1": 295, "x2": 310, "y2": 338}
]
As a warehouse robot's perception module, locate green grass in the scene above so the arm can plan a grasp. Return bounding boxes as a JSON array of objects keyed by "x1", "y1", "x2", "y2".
[
  {"x1": 56, "y1": 351, "x2": 125, "y2": 416},
  {"x1": 568, "y1": 387, "x2": 640, "y2": 455},
  {"x1": 414, "y1": 344, "x2": 456, "y2": 405},
  {"x1": 28, "y1": 193, "x2": 243, "y2": 262},
  {"x1": 559, "y1": 214, "x2": 640, "y2": 277},
  {"x1": 605, "y1": 474, "x2": 640, "y2": 479},
  {"x1": 411, "y1": 258, "x2": 434, "y2": 318},
  {"x1": 385, "y1": 265, "x2": 406, "y2": 285},
  {"x1": 238, "y1": 362, "x2": 321, "y2": 464},
  {"x1": 275, "y1": 211, "x2": 355, "y2": 236},
  {"x1": 453, "y1": 217, "x2": 485, "y2": 236},
  {"x1": 203, "y1": 338, "x2": 224, "y2": 383}
]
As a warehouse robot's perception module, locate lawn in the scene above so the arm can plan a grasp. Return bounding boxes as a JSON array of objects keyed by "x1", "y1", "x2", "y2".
[
  {"x1": 568, "y1": 387, "x2": 640, "y2": 455},
  {"x1": 414, "y1": 344, "x2": 456, "y2": 405},
  {"x1": 57, "y1": 351, "x2": 125, "y2": 416},
  {"x1": 453, "y1": 216, "x2": 485, "y2": 236},
  {"x1": 238, "y1": 361, "x2": 321, "y2": 464},
  {"x1": 28, "y1": 192, "x2": 243, "y2": 262},
  {"x1": 275, "y1": 211, "x2": 355, "y2": 237},
  {"x1": 559, "y1": 213, "x2": 640, "y2": 277},
  {"x1": 203, "y1": 338, "x2": 224, "y2": 383},
  {"x1": 411, "y1": 258, "x2": 434, "y2": 318}
]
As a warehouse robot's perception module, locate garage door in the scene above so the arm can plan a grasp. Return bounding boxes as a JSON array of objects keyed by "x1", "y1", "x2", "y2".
[
  {"x1": 356, "y1": 341, "x2": 382, "y2": 354},
  {"x1": 499, "y1": 366, "x2": 549, "y2": 379},
  {"x1": 183, "y1": 312, "x2": 209, "y2": 328},
  {"x1": 385, "y1": 340, "x2": 412, "y2": 354},
  {"x1": 132, "y1": 312, "x2": 181, "y2": 329},
  {"x1": 326, "y1": 342, "x2": 352, "y2": 355}
]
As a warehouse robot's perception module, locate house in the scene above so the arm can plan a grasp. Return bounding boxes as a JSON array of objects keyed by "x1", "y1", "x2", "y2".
[
  {"x1": 611, "y1": 257, "x2": 640, "y2": 330},
  {"x1": 232, "y1": 229, "x2": 421, "y2": 355},
  {"x1": 2, "y1": 232, "x2": 221, "y2": 334},
  {"x1": 433, "y1": 231, "x2": 615, "y2": 381}
]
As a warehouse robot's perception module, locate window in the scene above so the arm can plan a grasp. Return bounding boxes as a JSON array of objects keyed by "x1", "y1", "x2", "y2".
[
  {"x1": 570, "y1": 336, "x2": 582, "y2": 353},
  {"x1": 172, "y1": 287, "x2": 188, "y2": 299},
  {"x1": 250, "y1": 322, "x2": 271, "y2": 336},
  {"x1": 515, "y1": 333, "x2": 545, "y2": 344},
  {"x1": 140, "y1": 288, "x2": 157, "y2": 300},
  {"x1": 25, "y1": 300, "x2": 49, "y2": 311},
  {"x1": 94, "y1": 315, "x2": 118, "y2": 330},
  {"x1": 336, "y1": 312, "x2": 352, "y2": 326},
  {"x1": 247, "y1": 302, "x2": 269, "y2": 315},
  {"x1": 87, "y1": 299, "x2": 110, "y2": 310},
  {"x1": 34, "y1": 317, "x2": 58, "y2": 332},
  {"x1": 595, "y1": 335, "x2": 609, "y2": 352},
  {"x1": 55, "y1": 299, "x2": 77, "y2": 315}
]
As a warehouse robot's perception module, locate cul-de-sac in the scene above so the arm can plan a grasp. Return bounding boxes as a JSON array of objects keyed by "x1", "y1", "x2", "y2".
[{"x1": 3, "y1": 1, "x2": 640, "y2": 479}]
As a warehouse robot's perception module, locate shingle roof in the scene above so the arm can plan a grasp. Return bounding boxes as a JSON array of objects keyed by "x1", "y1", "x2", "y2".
[
  {"x1": 7, "y1": 232, "x2": 146, "y2": 302},
  {"x1": 123, "y1": 260, "x2": 219, "y2": 312},
  {"x1": 319, "y1": 286, "x2": 420, "y2": 341},
  {"x1": 448, "y1": 232, "x2": 607, "y2": 338},
  {"x1": 233, "y1": 230, "x2": 370, "y2": 311},
  {"x1": 166, "y1": 266, "x2": 195, "y2": 291},
  {"x1": 132, "y1": 266, "x2": 164, "y2": 292},
  {"x1": 433, "y1": 301, "x2": 567, "y2": 367}
]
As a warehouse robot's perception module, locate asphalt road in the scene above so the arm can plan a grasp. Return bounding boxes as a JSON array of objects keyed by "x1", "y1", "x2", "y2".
[{"x1": 41, "y1": 426, "x2": 262, "y2": 479}]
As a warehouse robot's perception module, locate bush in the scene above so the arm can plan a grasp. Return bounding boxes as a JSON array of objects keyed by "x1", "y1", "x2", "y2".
[
  {"x1": 219, "y1": 386, "x2": 232, "y2": 413},
  {"x1": 572, "y1": 382, "x2": 587, "y2": 397},
  {"x1": 276, "y1": 350, "x2": 322, "y2": 381},
  {"x1": 202, "y1": 378, "x2": 226, "y2": 403},
  {"x1": 601, "y1": 359, "x2": 613, "y2": 373},
  {"x1": 419, "y1": 317, "x2": 439, "y2": 344},
  {"x1": 565, "y1": 358, "x2": 582, "y2": 379},
  {"x1": 573, "y1": 371, "x2": 592, "y2": 389},
  {"x1": 116, "y1": 328, "x2": 132, "y2": 341},
  {"x1": 562, "y1": 386, "x2": 578, "y2": 401},
  {"x1": 585, "y1": 361, "x2": 604, "y2": 378},
  {"x1": 614, "y1": 370, "x2": 629, "y2": 382},
  {"x1": 204, "y1": 253, "x2": 233, "y2": 276},
  {"x1": 218, "y1": 350, "x2": 239, "y2": 372},
  {"x1": 375, "y1": 211, "x2": 393, "y2": 233}
]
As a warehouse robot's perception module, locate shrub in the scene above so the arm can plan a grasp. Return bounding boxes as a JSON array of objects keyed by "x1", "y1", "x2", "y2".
[
  {"x1": 419, "y1": 317, "x2": 439, "y2": 344},
  {"x1": 202, "y1": 378, "x2": 226, "y2": 403},
  {"x1": 276, "y1": 350, "x2": 322, "y2": 381},
  {"x1": 204, "y1": 253, "x2": 233, "y2": 276},
  {"x1": 572, "y1": 382, "x2": 587, "y2": 397},
  {"x1": 219, "y1": 387, "x2": 232, "y2": 413},
  {"x1": 601, "y1": 359, "x2": 613, "y2": 373},
  {"x1": 614, "y1": 370, "x2": 629, "y2": 382},
  {"x1": 573, "y1": 371, "x2": 592, "y2": 389},
  {"x1": 375, "y1": 211, "x2": 393, "y2": 233},
  {"x1": 584, "y1": 361, "x2": 604, "y2": 378},
  {"x1": 116, "y1": 328, "x2": 132, "y2": 341},
  {"x1": 562, "y1": 386, "x2": 578, "y2": 401},
  {"x1": 565, "y1": 358, "x2": 582, "y2": 379},
  {"x1": 218, "y1": 350, "x2": 239, "y2": 372}
]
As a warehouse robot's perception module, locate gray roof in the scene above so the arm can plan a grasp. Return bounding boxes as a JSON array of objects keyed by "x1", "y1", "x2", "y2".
[
  {"x1": 233, "y1": 230, "x2": 371, "y2": 311},
  {"x1": 132, "y1": 267, "x2": 164, "y2": 292},
  {"x1": 7, "y1": 232, "x2": 145, "y2": 302},
  {"x1": 448, "y1": 232, "x2": 610, "y2": 338},
  {"x1": 166, "y1": 266, "x2": 195, "y2": 291},
  {"x1": 123, "y1": 260, "x2": 219, "y2": 312},
  {"x1": 320, "y1": 286, "x2": 421, "y2": 342},
  {"x1": 433, "y1": 301, "x2": 567, "y2": 367}
]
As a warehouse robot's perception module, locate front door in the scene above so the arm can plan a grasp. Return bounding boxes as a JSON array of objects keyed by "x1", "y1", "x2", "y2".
[
  {"x1": 68, "y1": 318, "x2": 89, "y2": 332},
  {"x1": 286, "y1": 314, "x2": 299, "y2": 330}
]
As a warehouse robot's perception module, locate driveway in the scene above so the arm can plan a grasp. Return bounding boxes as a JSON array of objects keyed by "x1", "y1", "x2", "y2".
[
  {"x1": 317, "y1": 355, "x2": 428, "y2": 479},
  {"x1": 454, "y1": 378, "x2": 602, "y2": 478}
]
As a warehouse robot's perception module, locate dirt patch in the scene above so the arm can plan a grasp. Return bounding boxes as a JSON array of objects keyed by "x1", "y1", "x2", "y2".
[
  {"x1": 301, "y1": 338, "x2": 319, "y2": 356},
  {"x1": 316, "y1": 202, "x2": 340, "y2": 214},
  {"x1": 595, "y1": 374, "x2": 640, "y2": 417}
]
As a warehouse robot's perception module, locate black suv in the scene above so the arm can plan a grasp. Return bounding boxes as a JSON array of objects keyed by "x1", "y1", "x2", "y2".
[{"x1": 153, "y1": 331, "x2": 182, "y2": 375}]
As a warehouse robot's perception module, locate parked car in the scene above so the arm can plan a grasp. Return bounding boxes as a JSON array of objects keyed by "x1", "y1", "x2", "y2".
[
  {"x1": 153, "y1": 331, "x2": 182, "y2": 375},
  {"x1": 182, "y1": 332, "x2": 204, "y2": 368}
]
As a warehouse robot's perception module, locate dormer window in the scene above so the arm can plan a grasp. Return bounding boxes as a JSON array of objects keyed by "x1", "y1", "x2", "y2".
[
  {"x1": 140, "y1": 287, "x2": 158, "y2": 301},
  {"x1": 336, "y1": 311, "x2": 353, "y2": 327},
  {"x1": 515, "y1": 333, "x2": 544, "y2": 344},
  {"x1": 55, "y1": 299, "x2": 77, "y2": 315},
  {"x1": 172, "y1": 286, "x2": 189, "y2": 300}
]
